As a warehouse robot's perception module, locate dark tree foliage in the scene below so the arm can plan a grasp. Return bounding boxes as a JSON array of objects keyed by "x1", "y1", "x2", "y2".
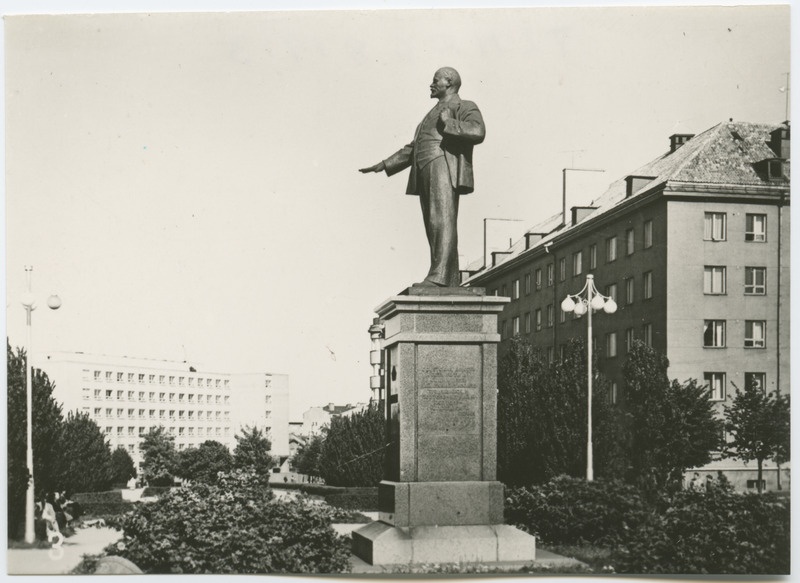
[
  {"x1": 622, "y1": 340, "x2": 722, "y2": 489},
  {"x1": 233, "y1": 426, "x2": 274, "y2": 476},
  {"x1": 55, "y1": 411, "x2": 114, "y2": 493},
  {"x1": 724, "y1": 379, "x2": 790, "y2": 493},
  {"x1": 140, "y1": 426, "x2": 177, "y2": 486},
  {"x1": 497, "y1": 336, "x2": 625, "y2": 486},
  {"x1": 110, "y1": 447, "x2": 137, "y2": 485},
  {"x1": 176, "y1": 440, "x2": 233, "y2": 484},
  {"x1": 7, "y1": 341, "x2": 64, "y2": 538},
  {"x1": 317, "y1": 403, "x2": 386, "y2": 487},
  {"x1": 293, "y1": 433, "x2": 324, "y2": 479}
]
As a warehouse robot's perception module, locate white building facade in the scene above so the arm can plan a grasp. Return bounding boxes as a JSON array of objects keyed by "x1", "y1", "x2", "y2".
[{"x1": 40, "y1": 352, "x2": 290, "y2": 475}]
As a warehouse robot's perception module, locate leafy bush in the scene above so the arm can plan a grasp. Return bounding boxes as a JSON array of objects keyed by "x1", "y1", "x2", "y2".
[
  {"x1": 612, "y1": 490, "x2": 790, "y2": 574},
  {"x1": 141, "y1": 486, "x2": 171, "y2": 498},
  {"x1": 324, "y1": 488, "x2": 378, "y2": 511},
  {"x1": 107, "y1": 469, "x2": 351, "y2": 574},
  {"x1": 505, "y1": 475, "x2": 651, "y2": 546},
  {"x1": 74, "y1": 490, "x2": 124, "y2": 504},
  {"x1": 318, "y1": 404, "x2": 386, "y2": 487},
  {"x1": 80, "y1": 501, "x2": 136, "y2": 517},
  {"x1": 270, "y1": 482, "x2": 342, "y2": 496}
]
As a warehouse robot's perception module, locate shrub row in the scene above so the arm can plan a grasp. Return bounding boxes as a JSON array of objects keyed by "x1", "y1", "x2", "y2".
[
  {"x1": 270, "y1": 482, "x2": 344, "y2": 496},
  {"x1": 74, "y1": 490, "x2": 123, "y2": 504},
  {"x1": 80, "y1": 501, "x2": 137, "y2": 517},
  {"x1": 505, "y1": 475, "x2": 651, "y2": 546},
  {"x1": 323, "y1": 489, "x2": 378, "y2": 511},
  {"x1": 141, "y1": 486, "x2": 172, "y2": 498}
]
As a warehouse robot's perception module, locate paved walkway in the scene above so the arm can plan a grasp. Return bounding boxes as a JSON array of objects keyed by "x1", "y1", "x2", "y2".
[{"x1": 6, "y1": 526, "x2": 122, "y2": 575}]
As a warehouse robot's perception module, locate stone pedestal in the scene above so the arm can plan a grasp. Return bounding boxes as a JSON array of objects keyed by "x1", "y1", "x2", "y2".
[{"x1": 352, "y1": 286, "x2": 537, "y2": 565}]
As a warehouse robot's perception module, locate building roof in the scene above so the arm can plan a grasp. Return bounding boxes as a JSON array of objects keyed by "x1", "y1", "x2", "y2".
[{"x1": 464, "y1": 120, "x2": 790, "y2": 282}]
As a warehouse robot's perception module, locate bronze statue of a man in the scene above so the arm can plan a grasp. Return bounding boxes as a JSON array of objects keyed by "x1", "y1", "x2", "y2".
[{"x1": 360, "y1": 67, "x2": 485, "y2": 287}]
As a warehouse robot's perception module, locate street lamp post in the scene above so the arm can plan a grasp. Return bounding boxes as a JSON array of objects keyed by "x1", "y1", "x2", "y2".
[
  {"x1": 20, "y1": 266, "x2": 61, "y2": 543},
  {"x1": 560, "y1": 274, "x2": 616, "y2": 481}
]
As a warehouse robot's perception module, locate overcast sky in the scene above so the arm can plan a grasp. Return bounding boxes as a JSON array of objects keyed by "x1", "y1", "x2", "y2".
[{"x1": 3, "y1": 2, "x2": 792, "y2": 418}]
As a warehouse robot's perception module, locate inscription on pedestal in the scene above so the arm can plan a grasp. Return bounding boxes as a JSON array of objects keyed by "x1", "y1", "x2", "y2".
[{"x1": 419, "y1": 388, "x2": 479, "y2": 434}]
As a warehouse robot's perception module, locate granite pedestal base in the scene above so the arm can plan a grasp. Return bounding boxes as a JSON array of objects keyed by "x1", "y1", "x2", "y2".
[{"x1": 352, "y1": 522, "x2": 536, "y2": 566}]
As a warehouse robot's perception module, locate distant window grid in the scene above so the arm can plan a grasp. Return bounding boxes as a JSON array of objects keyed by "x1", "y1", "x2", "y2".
[
  {"x1": 643, "y1": 271, "x2": 653, "y2": 299},
  {"x1": 703, "y1": 320, "x2": 726, "y2": 348},
  {"x1": 606, "y1": 236, "x2": 617, "y2": 262},
  {"x1": 704, "y1": 372, "x2": 726, "y2": 401},
  {"x1": 744, "y1": 320, "x2": 766, "y2": 348},
  {"x1": 606, "y1": 332, "x2": 617, "y2": 358},
  {"x1": 643, "y1": 220, "x2": 653, "y2": 248},
  {"x1": 704, "y1": 266, "x2": 727, "y2": 295},
  {"x1": 559, "y1": 257, "x2": 567, "y2": 282},
  {"x1": 589, "y1": 244, "x2": 597, "y2": 269},
  {"x1": 745, "y1": 267, "x2": 766, "y2": 295},
  {"x1": 745, "y1": 372, "x2": 766, "y2": 392},
  {"x1": 626, "y1": 229, "x2": 635, "y2": 255},
  {"x1": 643, "y1": 323, "x2": 653, "y2": 347},
  {"x1": 704, "y1": 212, "x2": 727, "y2": 241},
  {"x1": 572, "y1": 251, "x2": 583, "y2": 276},
  {"x1": 625, "y1": 278, "x2": 634, "y2": 305},
  {"x1": 745, "y1": 213, "x2": 767, "y2": 242},
  {"x1": 547, "y1": 264, "x2": 554, "y2": 286}
]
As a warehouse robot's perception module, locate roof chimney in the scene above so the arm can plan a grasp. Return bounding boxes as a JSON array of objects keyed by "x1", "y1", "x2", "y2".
[
  {"x1": 669, "y1": 133, "x2": 694, "y2": 153},
  {"x1": 571, "y1": 206, "x2": 597, "y2": 226},
  {"x1": 524, "y1": 232, "x2": 547, "y2": 249},
  {"x1": 625, "y1": 175, "x2": 656, "y2": 198},
  {"x1": 769, "y1": 123, "x2": 790, "y2": 160}
]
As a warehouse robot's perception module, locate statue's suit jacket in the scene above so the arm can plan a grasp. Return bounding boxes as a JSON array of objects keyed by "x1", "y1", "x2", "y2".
[{"x1": 382, "y1": 95, "x2": 485, "y2": 195}]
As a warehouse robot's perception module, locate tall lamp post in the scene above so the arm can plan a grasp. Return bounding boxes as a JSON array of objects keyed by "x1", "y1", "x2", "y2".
[
  {"x1": 560, "y1": 274, "x2": 616, "y2": 481},
  {"x1": 20, "y1": 266, "x2": 61, "y2": 543}
]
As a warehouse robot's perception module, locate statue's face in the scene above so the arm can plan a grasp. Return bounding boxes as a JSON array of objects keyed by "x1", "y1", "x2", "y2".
[{"x1": 429, "y1": 71, "x2": 450, "y2": 99}]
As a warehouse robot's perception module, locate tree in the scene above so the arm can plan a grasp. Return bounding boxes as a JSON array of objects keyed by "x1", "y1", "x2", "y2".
[
  {"x1": 7, "y1": 341, "x2": 64, "y2": 538},
  {"x1": 496, "y1": 336, "x2": 625, "y2": 486},
  {"x1": 140, "y1": 426, "x2": 177, "y2": 486},
  {"x1": 723, "y1": 379, "x2": 791, "y2": 493},
  {"x1": 111, "y1": 446, "x2": 137, "y2": 485},
  {"x1": 623, "y1": 340, "x2": 722, "y2": 489},
  {"x1": 233, "y1": 426, "x2": 273, "y2": 476},
  {"x1": 54, "y1": 411, "x2": 114, "y2": 493},
  {"x1": 293, "y1": 433, "x2": 324, "y2": 479},
  {"x1": 176, "y1": 440, "x2": 233, "y2": 484},
  {"x1": 317, "y1": 403, "x2": 386, "y2": 487}
]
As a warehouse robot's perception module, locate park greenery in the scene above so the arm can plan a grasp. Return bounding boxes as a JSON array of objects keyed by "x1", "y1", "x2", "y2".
[{"x1": 110, "y1": 447, "x2": 137, "y2": 485}]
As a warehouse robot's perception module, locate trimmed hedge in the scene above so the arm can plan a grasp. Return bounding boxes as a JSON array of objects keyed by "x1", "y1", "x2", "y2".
[
  {"x1": 270, "y1": 482, "x2": 343, "y2": 496},
  {"x1": 74, "y1": 490, "x2": 123, "y2": 504},
  {"x1": 505, "y1": 475, "x2": 652, "y2": 546},
  {"x1": 612, "y1": 490, "x2": 790, "y2": 574},
  {"x1": 324, "y1": 489, "x2": 378, "y2": 511},
  {"x1": 107, "y1": 469, "x2": 351, "y2": 574}
]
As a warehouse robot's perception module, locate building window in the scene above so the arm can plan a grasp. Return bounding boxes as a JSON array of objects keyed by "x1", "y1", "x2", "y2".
[
  {"x1": 704, "y1": 212, "x2": 727, "y2": 241},
  {"x1": 524, "y1": 273, "x2": 531, "y2": 295},
  {"x1": 547, "y1": 264, "x2": 554, "y2": 286},
  {"x1": 744, "y1": 267, "x2": 766, "y2": 295},
  {"x1": 625, "y1": 278, "x2": 634, "y2": 305},
  {"x1": 559, "y1": 257, "x2": 567, "y2": 282},
  {"x1": 745, "y1": 213, "x2": 767, "y2": 242},
  {"x1": 625, "y1": 328, "x2": 635, "y2": 353},
  {"x1": 606, "y1": 332, "x2": 617, "y2": 358},
  {"x1": 512, "y1": 316, "x2": 520, "y2": 336},
  {"x1": 94, "y1": 389, "x2": 101, "y2": 399},
  {"x1": 606, "y1": 236, "x2": 617, "y2": 262},
  {"x1": 559, "y1": 344, "x2": 566, "y2": 361},
  {"x1": 703, "y1": 266, "x2": 727, "y2": 295},
  {"x1": 559, "y1": 305, "x2": 566, "y2": 323},
  {"x1": 703, "y1": 320, "x2": 726, "y2": 348},
  {"x1": 746, "y1": 479, "x2": 766, "y2": 491},
  {"x1": 105, "y1": 371, "x2": 112, "y2": 382},
  {"x1": 500, "y1": 320, "x2": 508, "y2": 339},
  {"x1": 535, "y1": 268, "x2": 542, "y2": 290},
  {"x1": 149, "y1": 374, "x2": 155, "y2": 384},
  {"x1": 93, "y1": 407, "x2": 101, "y2": 416},
  {"x1": 94, "y1": 370, "x2": 101, "y2": 381},
  {"x1": 605, "y1": 283, "x2": 618, "y2": 303},
  {"x1": 512, "y1": 279, "x2": 520, "y2": 300},
  {"x1": 643, "y1": 220, "x2": 653, "y2": 248},
  {"x1": 117, "y1": 372, "x2": 123, "y2": 382},
  {"x1": 589, "y1": 244, "x2": 597, "y2": 269},
  {"x1": 643, "y1": 323, "x2": 653, "y2": 347},
  {"x1": 643, "y1": 271, "x2": 653, "y2": 299},
  {"x1": 547, "y1": 304, "x2": 554, "y2": 328},
  {"x1": 524, "y1": 312, "x2": 531, "y2": 334},
  {"x1": 609, "y1": 382, "x2": 618, "y2": 405},
  {"x1": 704, "y1": 372, "x2": 726, "y2": 401},
  {"x1": 572, "y1": 251, "x2": 583, "y2": 276},
  {"x1": 546, "y1": 346, "x2": 554, "y2": 364},
  {"x1": 535, "y1": 309, "x2": 542, "y2": 331},
  {"x1": 128, "y1": 390, "x2": 135, "y2": 400},
  {"x1": 159, "y1": 375, "x2": 165, "y2": 385},
  {"x1": 745, "y1": 372, "x2": 766, "y2": 392},
  {"x1": 117, "y1": 390, "x2": 124, "y2": 400},
  {"x1": 744, "y1": 320, "x2": 766, "y2": 348},
  {"x1": 626, "y1": 229, "x2": 635, "y2": 255}
]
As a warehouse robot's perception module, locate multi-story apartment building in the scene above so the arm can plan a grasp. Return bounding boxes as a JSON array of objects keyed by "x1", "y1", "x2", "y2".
[
  {"x1": 40, "y1": 352, "x2": 291, "y2": 475},
  {"x1": 464, "y1": 120, "x2": 790, "y2": 490}
]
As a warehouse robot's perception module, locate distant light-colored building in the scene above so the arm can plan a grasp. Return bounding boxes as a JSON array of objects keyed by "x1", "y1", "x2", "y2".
[
  {"x1": 39, "y1": 352, "x2": 290, "y2": 474},
  {"x1": 299, "y1": 402, "x2": 369, "y2": 436}
]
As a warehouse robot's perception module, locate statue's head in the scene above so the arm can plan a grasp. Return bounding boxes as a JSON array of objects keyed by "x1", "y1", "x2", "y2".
[{"x1": 430, "y1": 67, "x2": 461, "y2": 99}]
